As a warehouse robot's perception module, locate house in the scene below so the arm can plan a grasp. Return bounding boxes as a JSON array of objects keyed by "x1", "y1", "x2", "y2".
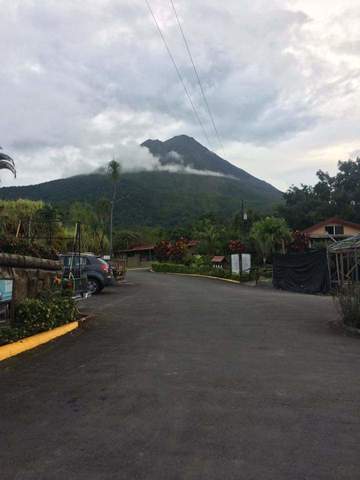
[
  {"x1": 116, "y1": 244, "x2": 155, "y2": 267},
  {"x1": 211, "y1": 255, "x2": 228, "y2": 269},
  {"x1": 302, "y1": 217, "x2": 360, "y2": 246}
]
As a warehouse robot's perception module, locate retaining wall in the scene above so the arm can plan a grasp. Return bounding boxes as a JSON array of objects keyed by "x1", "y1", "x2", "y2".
[{"x1": 0, "y1": 253, "x2": 61, "y2": 304}]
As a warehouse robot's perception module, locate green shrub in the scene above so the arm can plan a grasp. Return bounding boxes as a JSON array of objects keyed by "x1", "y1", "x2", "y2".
[
  {"x1": 335, "y1": 286, "x2": 360, "y2": 329},
  {"x1": 0, "y1": 235, "x2": 58, "y2": 259},
  {"x1": 152, "y1": 262, "x2": 252, "y2": 283},
  {"x1": 0, "y1": 292, "x2": 79, "y2": 345}
]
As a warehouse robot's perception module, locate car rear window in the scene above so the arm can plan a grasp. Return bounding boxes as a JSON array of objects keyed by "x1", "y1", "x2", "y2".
[
  {"x1": 61, "y1": 256, "x2": 87, "y2": 267},
  {"x1": 97, "y1": 258, "x2": 109, "y2": 266}
]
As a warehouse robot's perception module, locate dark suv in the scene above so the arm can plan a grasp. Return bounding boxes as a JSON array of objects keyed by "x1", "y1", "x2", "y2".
[{"x1": 60, "y1": 254, "x2": 115, "y2": 294}]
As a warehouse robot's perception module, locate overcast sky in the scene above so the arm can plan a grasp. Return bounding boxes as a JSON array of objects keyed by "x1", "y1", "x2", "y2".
[{"x1": 1, "y1": 0, "x2": 359, "y2": 190}]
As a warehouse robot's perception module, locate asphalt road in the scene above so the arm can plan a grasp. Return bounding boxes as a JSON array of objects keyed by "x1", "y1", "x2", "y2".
[{"x1": 1, "y1": 271, "x2": 360, "y2": 480}]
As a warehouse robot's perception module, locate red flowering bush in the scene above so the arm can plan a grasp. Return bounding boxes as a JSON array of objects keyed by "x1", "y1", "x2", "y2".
[
  {"x1": 154, "y1": 240, "x2": 172, "y2": 261},
  {"x1": 288, "y1": 231, "x2": 310, "y2": 253},
  {"x1": 228, "y1": 240, "x2": 246, "y2": 254},
  {"x1": 170, "y1": 239, "x2": 188, "y2": 262}
]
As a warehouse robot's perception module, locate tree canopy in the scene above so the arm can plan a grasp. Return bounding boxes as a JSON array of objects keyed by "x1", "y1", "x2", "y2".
[{"x1": 279, "y1": 158, "x2": 360, "y2": 230}]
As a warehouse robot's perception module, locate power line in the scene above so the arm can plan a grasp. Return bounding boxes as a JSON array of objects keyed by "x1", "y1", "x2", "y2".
[
  {"x1": 144, "y1": 0, "x2": 212, "y2": 147},
  {"x1": 169, "y1": 0, "x2": 224, "y2": 153}
]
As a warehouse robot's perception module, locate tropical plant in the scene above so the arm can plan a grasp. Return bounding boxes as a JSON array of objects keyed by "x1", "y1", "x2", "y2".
[
  {"x1": 0, "y1": 147, "x2": 16, "y2": 177},
  {"x1": 193, "y1": 218, "x2": 224, "y2": 255},
  {"x1": 113, "y1": 230, "x2": 141, "y2": 251},
  {"x1": 250, "y1": 217, "x2": 291, "y2": 264},
  {"x1": 154, "y1": 240, "x2": 172, "y2": 262},
  {"x1": 170, "y1": 239, "x2": 188, "y2": 263}
]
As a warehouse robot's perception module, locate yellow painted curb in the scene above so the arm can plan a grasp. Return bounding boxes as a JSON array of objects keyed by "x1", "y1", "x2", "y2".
[
  {"x1": 0, "y1": 321, "x2": 79, "y2": 362},
  {"x1": 160, "y1": 272, "x2": 241, "y2": 284}
]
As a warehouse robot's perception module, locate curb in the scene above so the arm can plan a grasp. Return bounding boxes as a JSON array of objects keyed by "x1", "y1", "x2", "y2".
[
  {"x1": 154, "y1": 271, "x2": 242, "y2": 284},
  {"x1": 0, "y1": 321, "x2": 79, "y2": 362}
]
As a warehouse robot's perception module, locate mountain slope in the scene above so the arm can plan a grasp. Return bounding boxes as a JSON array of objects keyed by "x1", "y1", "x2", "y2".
[
  {"x1": 0, "y1": 136, "x2": 283, "y2": 227},
  {"x1": 142, "y1": 135, "x2": 279, "y2": 197}
]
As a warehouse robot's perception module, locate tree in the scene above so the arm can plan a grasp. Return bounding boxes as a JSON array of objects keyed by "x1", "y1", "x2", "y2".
[
  {"x1": 113, "y1": 230, "x2": 141, "y2": 251},
  {"x1": 193, "y1": 218, "x2": 223, "y2": 255},
  {"x1": 279, "y1": 158, "x2": 360, "y2": 229},
  {"x1": 0, "y1": 199, "x2": 44, "y2": 238},
  {"x1": 107, "y1": 159, "x2": 121, "y2": 258},
  {"x1": 35, "y1": 204, "x2": 63, "y2": 247},
  {"x1": 68, "y1": 201, "x2": 109, "y2": 254},
  {"x1": 250, "y1": 217, "x2": 291, "y2": 264}
]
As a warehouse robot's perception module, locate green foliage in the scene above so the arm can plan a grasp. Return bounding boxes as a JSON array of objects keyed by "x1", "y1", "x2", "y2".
[
  {"x1": 250, "y1": 217, "x2": 291, "y2": 264},
  {"x1": 0, "y1": 170, "x2": 281, "y2": 229},
  {"x1": 107, "y1": 159, "x2": 121, "y2": 183},
  {"x1": 335, "y1": 286, "x2": 360, "y2": 329},
  {"x1": 67, "y1": 200, "x2": 110, "y2": 254},
  {"x1": 0, "y1": 235, "x2": 58, "y2": 259},
  {"x1": 279, "y1": 158, "x2": 360, "y2": 229},
  {"x1": 0, "y1": 291, "x2": 79, "y2": 345},
  {"x1": 0, "y1": 199, "x2": 44, "y2": 236},
  {"x1": 152, "y1": 262, "x2": 251, "y2": 282}
]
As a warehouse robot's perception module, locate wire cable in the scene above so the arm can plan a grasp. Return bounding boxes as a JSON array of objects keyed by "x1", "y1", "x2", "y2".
[
  {"x1": 169, "y1": 0, "x2": 224, "y2": 153},
  {"x1": 144, "y1": 0, "x2": 212, "y2": 147}
]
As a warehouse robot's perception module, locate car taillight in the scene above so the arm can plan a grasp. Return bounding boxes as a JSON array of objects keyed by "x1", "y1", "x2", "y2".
[{"x1": 100, "y1": 263, "x2": 109, "y2": 272}]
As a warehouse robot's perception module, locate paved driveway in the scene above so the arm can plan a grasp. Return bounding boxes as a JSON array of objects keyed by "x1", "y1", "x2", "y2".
[{"x1": 1, "y1": 271, "x2": 359, "y2": 479}]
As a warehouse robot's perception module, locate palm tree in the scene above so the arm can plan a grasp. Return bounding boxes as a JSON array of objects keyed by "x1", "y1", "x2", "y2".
[
  {"x1": 107, "y1": 159, "x2": 121, "y2": 258},
  {"x1": 250, "y1": 217, "x2": 291, "y2": 264},
  {"x1": 0, "y1": 147, "x2": 16, "y2": 177}
]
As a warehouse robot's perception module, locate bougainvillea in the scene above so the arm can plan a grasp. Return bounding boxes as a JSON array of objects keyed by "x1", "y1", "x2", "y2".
[
  {"x1": 154, "y1": 240, "x2": 172, "y2": 261},
  {"x1": 288, "y1": 231, "x2": 310, "y2": 253},
  {"x1": 228, "y1": 240, "x2": 246, "y2": 254},
  {"x1": 170, "y1": 239, "x2": 188, "y2": 262}
]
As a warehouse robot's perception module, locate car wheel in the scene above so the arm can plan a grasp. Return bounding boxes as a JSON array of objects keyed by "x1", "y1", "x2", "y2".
[{"x1": 87, "y1": 277, "x2": 102, "y2": 294}]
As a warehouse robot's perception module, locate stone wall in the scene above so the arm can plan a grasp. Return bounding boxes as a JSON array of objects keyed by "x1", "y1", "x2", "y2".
[{"x1": 0, "y1": 254, "x2": 62, "y2": 304}]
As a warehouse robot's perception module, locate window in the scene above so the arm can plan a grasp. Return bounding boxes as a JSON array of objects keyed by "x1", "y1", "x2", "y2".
[
  {"x1": 61, "y1": 255, "x2": 86, "y2": 267},
  {"x1": 334, "y1": 225, "x2": 344, "y2": 235},
  {"x1": 325, "y1": 225, "x2": 344, "y2": 235}
]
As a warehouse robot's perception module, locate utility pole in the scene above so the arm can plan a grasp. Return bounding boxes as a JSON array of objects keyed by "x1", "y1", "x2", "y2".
[{"x1": 107, "y1": 159, "x2": 121, "y2": 259}]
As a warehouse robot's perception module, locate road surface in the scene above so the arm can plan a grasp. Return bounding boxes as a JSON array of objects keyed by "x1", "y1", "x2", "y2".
[{"x1": 1, "y1": 271, "x2": 359, "y2": 479}]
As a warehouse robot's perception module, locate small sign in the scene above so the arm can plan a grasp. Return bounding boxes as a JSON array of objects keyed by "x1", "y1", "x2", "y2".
[
  {"x1": 0, "y1": 279, "x2": 13, "y2": 303},
  {"x1": 231, "y1": 254, "x2": 240, "y2": 274},
  {"x1": 241, "y1": 254, "x2": 251, "y2": 273}
]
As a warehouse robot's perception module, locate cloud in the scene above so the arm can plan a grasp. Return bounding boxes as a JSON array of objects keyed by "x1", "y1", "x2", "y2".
[{"x1": 0, "y1": 0, "x2": 360, "y2": 188}]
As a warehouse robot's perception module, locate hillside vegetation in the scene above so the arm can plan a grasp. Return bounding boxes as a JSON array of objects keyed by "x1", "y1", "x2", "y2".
[{"x1": 0, "y1": 135, "x2": 283, "y2": 228}]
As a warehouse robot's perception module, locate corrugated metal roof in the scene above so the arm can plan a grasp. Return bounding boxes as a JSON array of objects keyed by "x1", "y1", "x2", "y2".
[{"x1": 328, "y1": 235, "x2": 360, "y2": 252}]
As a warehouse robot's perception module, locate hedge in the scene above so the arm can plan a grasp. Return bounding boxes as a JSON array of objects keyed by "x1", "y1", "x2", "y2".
[
  {"x1": 0, "y1": 291, "x2": 79, "y2": 345},
  {"x1": 152, "y1": 262, "x2": 251, "y2": 282}
]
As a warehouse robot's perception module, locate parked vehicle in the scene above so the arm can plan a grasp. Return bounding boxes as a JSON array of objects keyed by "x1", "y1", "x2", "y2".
[{"x1": 60, "y1": 254, "x2": 115, "y2": 294}]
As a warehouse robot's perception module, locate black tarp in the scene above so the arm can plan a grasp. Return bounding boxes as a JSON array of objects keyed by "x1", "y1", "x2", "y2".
[{"x1": 273, "y1": 250, "x2": 330, "y2": 294}]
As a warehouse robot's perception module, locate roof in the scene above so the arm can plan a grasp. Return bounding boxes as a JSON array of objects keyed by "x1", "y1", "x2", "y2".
[
  {"x1": 187, "y1": 240, "x2": 199, "y2": 247},
  {"x1": 211, "y1": 256, "x2": 226, "y2": 263},
  {"x1": 302, "y1": 217, "x2": 360, "y2": 234},
  {"x1": 118, "y1": 244, "x2": 155, "y2": 253},
  {"x1": 328, "y1": 234, "x2": 360, "y2": 253}
]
